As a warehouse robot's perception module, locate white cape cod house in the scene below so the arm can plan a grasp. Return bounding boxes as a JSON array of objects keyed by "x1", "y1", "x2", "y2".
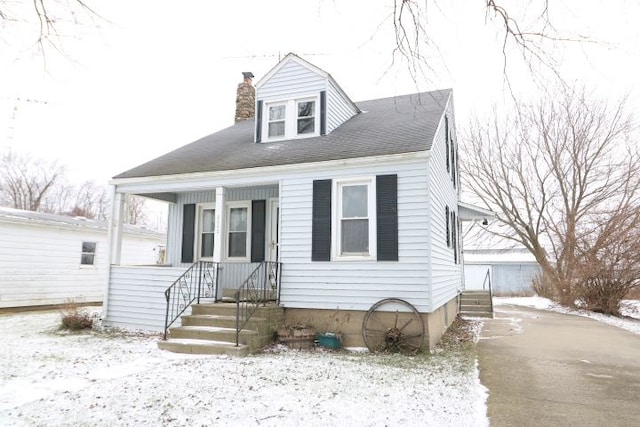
[{"x1": 103, "y1": 54, "x2": 489, "y2": 352}]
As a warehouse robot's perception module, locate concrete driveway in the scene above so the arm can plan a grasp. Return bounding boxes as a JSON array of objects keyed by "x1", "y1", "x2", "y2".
[{"x1": 477, "y1": 304, "x2": 640, "y2": 427}]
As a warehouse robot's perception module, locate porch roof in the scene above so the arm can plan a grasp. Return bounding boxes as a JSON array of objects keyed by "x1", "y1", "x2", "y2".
[{"x1": 114, "y1": 89, "x2": 451, "y2": 179}]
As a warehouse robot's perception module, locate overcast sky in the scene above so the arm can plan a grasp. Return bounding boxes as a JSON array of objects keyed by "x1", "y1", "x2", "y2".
[{"x1": 2, "y1": 0, "x2": 639, "y2": 185}]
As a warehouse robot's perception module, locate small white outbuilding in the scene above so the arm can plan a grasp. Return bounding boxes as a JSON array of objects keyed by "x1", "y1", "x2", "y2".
[{"x1": 0, "y1": 207, "x2": 166, "y2": 309}]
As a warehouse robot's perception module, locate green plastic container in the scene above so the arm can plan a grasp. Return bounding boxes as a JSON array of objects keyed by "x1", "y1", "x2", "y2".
[{"x1": 317, "y1": 332, "x2": 342, "y2": 349}]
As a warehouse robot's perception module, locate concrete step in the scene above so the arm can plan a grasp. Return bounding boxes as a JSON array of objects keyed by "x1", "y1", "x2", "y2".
[
  {"x1": 181, "y1": 314, "x2": 268, "y2": 330},
  {"x1": 169, "y1": 325, "x2": 257, "y2": 341},
  {"x1": 459, "y1": 311, "x2": 494, "y2": 318},
  {"x1": 222, "y1": 288, "x2": 278, "y2": 301},
  {"x1": 460, "y1": 298, "x2": 492, "y2": 305},
  {"x1": 190, "y1": 302, "x2": 282, "y2": 317},
  {"x1": 460, "y1": 304, "x2": 493, "y2": 312},
  {"x1": 157, "y1": 338, "x2": 250, "y2": 356}
]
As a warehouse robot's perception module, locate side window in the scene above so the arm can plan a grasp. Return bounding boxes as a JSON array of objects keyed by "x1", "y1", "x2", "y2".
[
  {"x1": 81, "y1": 242, "x2": 97, "y2": 265},
  {"x1": 198, "y1": 205, "x2": 216, "y2": 259},
  {"x1": 227, "y1": 204, "x2": 250, "y2": 259}
]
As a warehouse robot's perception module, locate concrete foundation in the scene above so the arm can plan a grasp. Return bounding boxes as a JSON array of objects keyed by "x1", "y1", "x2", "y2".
[{"x1": 283, "y1": 295, "x2": 459, "y2": 351}]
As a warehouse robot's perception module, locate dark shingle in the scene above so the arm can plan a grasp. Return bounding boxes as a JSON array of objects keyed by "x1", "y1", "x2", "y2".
[{"x1": 114, "y1": 89, "x2": 451, "y2": 179}]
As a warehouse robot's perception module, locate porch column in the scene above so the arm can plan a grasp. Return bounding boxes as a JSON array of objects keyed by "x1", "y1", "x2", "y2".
[
  {"x1": 108, "y1": 190, "x2": 126, "y2": 266},
  {"x1": 213, "y1": 187, "x2": 226, "y2": 263},
  {"x1": 104, "y1": 188, "x2": 125, "y2": 321}
]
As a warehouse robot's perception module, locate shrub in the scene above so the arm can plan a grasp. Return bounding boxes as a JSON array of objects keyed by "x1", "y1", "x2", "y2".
[{"x1": 60, "y1": 304, "x2": 94, "y2": 331}]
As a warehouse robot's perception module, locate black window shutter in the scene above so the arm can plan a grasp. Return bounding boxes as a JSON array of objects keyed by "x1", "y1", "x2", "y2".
[
  {"x1": 181, "y1": 204, "x2": 196, "y2": 263},
  {"x1": 376, "y1": 174, "x2": 398, "y2": 261},
  {"x1": 453, "y1": 212, "x2": 458, "y2": 263},
  {"x1": 320, "y1": 91, "x2": 327, "y2": 135},
  {"x1": 445, "y1": 206, "x2": 450, "y2": 247},
  {"x1": 255, "y1": 100, "x2": 263, "y2": 143},
  {"x1": 312, "y1": 179, "x2": 332, "y2": 261},
  {"x1": 251, "y1": 200, "x2": 266, "y2": 262},
  {"x1": 445, "y1": 116, "x2": 450, "y2": 172}
]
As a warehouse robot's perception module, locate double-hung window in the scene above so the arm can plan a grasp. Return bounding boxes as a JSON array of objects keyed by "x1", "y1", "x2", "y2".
[
  {"x1": 335, "y1": 179, "x2": 376, "y2": 259},
  {"x1": 227, "y1": 202, "x2": 250, "y2": 260},
  {"x1": 268, "y1": 104, "x2": 286, "y2": 138},
  {"x1": 197, "y1": 204, "x2": 216, "y2": 259},
  {"x1": 297, "y1": 100, "x2": 315, "y2": 134},
  {"x1": 81, "y1": 242, "x2": 97, "y2": 265}
]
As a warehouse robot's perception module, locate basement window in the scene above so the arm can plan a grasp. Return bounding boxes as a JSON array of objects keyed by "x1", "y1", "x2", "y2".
[{"x1": 81, "y1": 242, "x2": 96, "y2": 265}]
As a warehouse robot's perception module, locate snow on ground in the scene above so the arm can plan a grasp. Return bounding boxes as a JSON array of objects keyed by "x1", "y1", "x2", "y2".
[
  {"x1": 495, "y1": 297, "x2": 640, "y2": 335},
  {"x1": 0, "y1": 308, "x2": 488, "y2": 427}
]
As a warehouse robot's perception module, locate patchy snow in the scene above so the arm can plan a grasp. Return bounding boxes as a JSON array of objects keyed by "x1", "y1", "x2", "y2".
[
  {"x1": 0, "y1": 308, "x2": 488, "y2": 426},
  {"x1": 495, "y1": 297, "x2": 640, "y2": 335}
]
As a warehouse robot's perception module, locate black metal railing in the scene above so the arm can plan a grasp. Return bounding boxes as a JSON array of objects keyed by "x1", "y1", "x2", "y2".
[
  {"x1": 235, "y1": 261, "x2": 282, "y2": 346},
  {"x1": 482, "y1": 268, "x2": 494, "y2": 313},
  {"x1": 163, "y1": 261, "x2": 218, "y2": 340}
]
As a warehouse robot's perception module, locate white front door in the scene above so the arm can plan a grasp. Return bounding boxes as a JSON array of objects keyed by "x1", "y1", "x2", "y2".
[{"x1": 267, "y1": 200, "x2": 279, "y2": 262}]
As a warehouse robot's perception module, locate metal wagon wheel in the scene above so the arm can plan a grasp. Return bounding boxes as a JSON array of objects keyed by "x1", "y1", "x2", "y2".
[{"x1": 362, "y1": 298, "x2": 425, "y2": 354}]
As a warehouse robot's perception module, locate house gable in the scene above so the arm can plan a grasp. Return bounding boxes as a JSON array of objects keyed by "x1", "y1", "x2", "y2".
[{"x1": 255, "y1": 53, "x2": 359, "y2": 143}]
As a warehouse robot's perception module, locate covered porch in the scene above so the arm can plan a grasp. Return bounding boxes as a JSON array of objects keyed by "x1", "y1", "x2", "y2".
[{"x1": 103, "y1": 179, "x2": 282, "y2": 332}]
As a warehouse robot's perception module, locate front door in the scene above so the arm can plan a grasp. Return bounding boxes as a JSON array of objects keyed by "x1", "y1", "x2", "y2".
[{"x1": 267, "y1": 200, "x2": 279, "y2": 262}]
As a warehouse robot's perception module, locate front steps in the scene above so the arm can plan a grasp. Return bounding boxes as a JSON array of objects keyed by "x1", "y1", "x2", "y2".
[
  {"x1": 158, "y1": 302, "x2": 283, "y2": 356},
  {"x1": 459, "y1": 290, "x2": 494, "y2": 318}
]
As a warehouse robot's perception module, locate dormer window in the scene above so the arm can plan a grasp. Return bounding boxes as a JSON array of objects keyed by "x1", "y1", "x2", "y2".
[
  {"x1": 297, "y1": 100, "x2": 315, "y2": 134},
  {"x1": 268, "y1": 104, "x2": 286, "y2": 138},
  {"x1": 261, "y1": 95, "x2": 320, "y2": 142}
]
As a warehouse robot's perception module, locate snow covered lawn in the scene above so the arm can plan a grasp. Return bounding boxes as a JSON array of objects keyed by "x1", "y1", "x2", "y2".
[
  {"x1": 0, "y1": 309, "x2": 487, "y2": 426},
  {"x1": 494, "y1": 297, "x2": 640, "y2": 335}
]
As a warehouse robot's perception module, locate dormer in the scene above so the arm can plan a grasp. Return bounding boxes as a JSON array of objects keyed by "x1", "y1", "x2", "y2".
[{"x1": 254, "y1": 53, "x2": 360, "y2": 143}]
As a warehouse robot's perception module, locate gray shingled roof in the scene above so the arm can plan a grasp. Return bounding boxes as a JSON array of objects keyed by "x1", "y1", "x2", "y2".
[{"x1": 114, "y1": 89, "x2": 451, "y2": 179}]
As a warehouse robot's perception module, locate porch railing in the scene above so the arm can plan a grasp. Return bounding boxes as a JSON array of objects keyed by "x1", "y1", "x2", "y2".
[
  {"x1": 482, "y1": 268, "x2": 494, "y2": 313},
  {"x1": 163, "y1": 261, "x2": 219, "y2": 340},
  {"x1": 235, "y1": 261, "x2": 282, "y2": 346}
]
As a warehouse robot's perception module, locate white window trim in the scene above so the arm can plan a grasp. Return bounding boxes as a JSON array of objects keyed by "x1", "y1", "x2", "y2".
[
  {"x1": 225, "y1": 201, "x2": 252, "y2": 262},
  {"x1": 332, "y1": 177, "x2": 377, "y2": 261},
  {"x1": 195, "y1": 203, "x2": 216, "y2": 261},
  {"x1": 261, "y1": 94, "x2": 320, "y2": 142},
  {"x1": 80, "y1": 241, "x2": 97, "y2": 267},
  {"x1": 265, "y1": 101, "x2": 287, "y2": 140}
]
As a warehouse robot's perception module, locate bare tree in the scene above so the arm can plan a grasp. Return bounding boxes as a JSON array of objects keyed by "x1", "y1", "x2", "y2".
[
  {"x1": 0, "y1": 151, "x2": 65, "y2": 211},
  {"x1": 67, "y1": 180, "x2": 110, "y2": 220},
  {"x1": 0, "y1": 0, "x2": 101, "y2": 58},
  {"x1": 462, "y1": 87, "x2": 640, "y2": 312},
  {"x1": 125, "y1": 194, "x2": 147, "y2": 226},
  {"x1": 391, "y1": 0, "x2": 580, "y2": 85}
]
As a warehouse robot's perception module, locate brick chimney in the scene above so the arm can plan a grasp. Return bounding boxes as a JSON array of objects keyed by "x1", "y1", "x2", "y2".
[{"x1": 234, "y1": 72, "x2": 255, "y2": 123}]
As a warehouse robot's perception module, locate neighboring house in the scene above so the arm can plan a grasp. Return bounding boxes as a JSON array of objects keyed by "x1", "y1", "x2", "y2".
[
  {"x1": 464, "y1": 248, "x2": 541, "y2": 295},
  {"x1": 103, "y1": 53, "x2": 489, "y2": 349},
  {"x1": 0, "y1": 207, "x2": 165, "y2": 309}
]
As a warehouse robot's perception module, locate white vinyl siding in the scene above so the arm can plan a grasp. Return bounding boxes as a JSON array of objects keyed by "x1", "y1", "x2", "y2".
[
  {"x1": 428, "y1": 97, "x2": 463, "y2": 310},
  {"x1": 104, "y1": 266, "x2": 185, "y2": 331},
  {"x1": 279, "y1": 159, "x2": 431, "y2": 312},
  {"x1": 0, "y1": 219, "x2": 165, "y2": 309},
  {"x1": 258, "y1": 59, "x2": 326, "y2": 100},
  {"x1": 326, "y1": 79, "x2": 359, "y2": 133},
  {"x1": 258, "y1": 57, "x2": 357, "y2": 137}
]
